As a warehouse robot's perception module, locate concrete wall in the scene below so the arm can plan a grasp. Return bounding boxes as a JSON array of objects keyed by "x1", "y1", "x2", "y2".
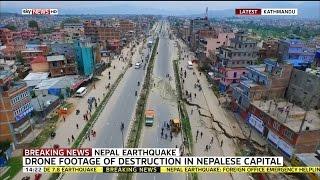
[
  {"x1": 286, "y1": 68, "x2": 320, "y2": 109},
  {"x1": 295, "y1": 130, "x2": 320, "y2": 153},
  {"x1": 31, "y1": 62, "x2": 49, "y2": 72}
]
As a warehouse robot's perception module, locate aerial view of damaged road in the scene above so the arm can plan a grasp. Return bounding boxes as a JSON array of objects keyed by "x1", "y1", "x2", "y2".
[{"x1": 1, "y1": 1, "x2": 320, "y2": 180}]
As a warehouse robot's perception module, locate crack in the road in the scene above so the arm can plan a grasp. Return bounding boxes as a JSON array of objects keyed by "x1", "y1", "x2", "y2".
[{"x1": 184, "y1": 96, "x2": 266, "y2": 151}]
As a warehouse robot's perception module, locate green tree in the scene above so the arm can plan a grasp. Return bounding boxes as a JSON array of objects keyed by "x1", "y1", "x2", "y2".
[
  {"x1": 5, "y1": 24, "x2": 17, "y2": 31},
  {"x1": 15, "y1": 52, "x2": 24, "y2": 64},
  {"x1": 28, "y1": 20, "x2": 39, "y2": 30},
  {"x1": 65, "y1": 87, "x2": 71, "y2": 97},
  {"x1": 0, "y1": 140, "x2": 11, "y2": 156}
]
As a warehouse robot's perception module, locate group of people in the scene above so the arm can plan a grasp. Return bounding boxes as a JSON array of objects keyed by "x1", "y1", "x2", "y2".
[
  {"x1": 161, "y1": 121, "x2": 173, "y2": 141},
  {"x1": 165, "y1": 73, "x2": 172, "y2": 81}
]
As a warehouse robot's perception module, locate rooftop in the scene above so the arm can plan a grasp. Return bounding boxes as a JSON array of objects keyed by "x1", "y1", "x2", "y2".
[
  {"x1": 31, "y1": 94, "x2": 59, "y2": 111},
  {"x1": 0, "y1": 70, "x2": 13, "y2": 80},
  {"x1": 24, "y1": 72, "x2": 49, "y2": 87},
  {"x1": 295, "y1": 152, "x2": 320, "y2": 178},
  {"x1": 34, "y1": 75, "x2": 79, "y2": 90},
  {"x1": 24, "y1": 72, "x2": 49, "y2": 81},
  {"x1": 252, "y1": 99, "x2": 320, "y2": 133},
  {"x1": 31, "y1": 56, "x2": 47, "y2": 64},
  {"x1": 47, "y1": 55, "x2": 66, "y2": 62}
]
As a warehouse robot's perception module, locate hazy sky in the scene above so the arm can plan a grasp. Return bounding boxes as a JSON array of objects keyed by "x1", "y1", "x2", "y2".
[
  {"x1": 1, "y1": 1, "x2": 318, "y2": 16},
  {"x1": 1, "y1": 1, "x2": 307, "y2": 10}
]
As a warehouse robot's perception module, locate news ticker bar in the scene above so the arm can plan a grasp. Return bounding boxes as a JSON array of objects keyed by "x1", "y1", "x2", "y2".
[{"x1": 23, "y1": 166, "x2": 320, "y2": 173}]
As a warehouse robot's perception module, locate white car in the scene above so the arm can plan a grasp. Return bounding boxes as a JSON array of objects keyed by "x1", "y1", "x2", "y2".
[{"x1": 135, "y1": 62, "x2": 142, "y2": 69}]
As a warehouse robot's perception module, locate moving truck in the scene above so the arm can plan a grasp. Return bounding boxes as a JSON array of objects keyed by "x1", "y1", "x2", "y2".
[{"x1": 145, "y1": 110, "x2": 155, "y2": 126}]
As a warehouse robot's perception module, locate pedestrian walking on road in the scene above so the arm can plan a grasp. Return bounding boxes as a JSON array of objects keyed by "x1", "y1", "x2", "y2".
[
  {"x1": 205, "y1": 145, "x2": 208, "y2": 151},
  {"x1": 68, "y1": 138, "x2": 70, "y2": 144},
  {"x1": 220, "y1": 140, "x2": 224, "y2": 147},
  {"x1": 76, "y1": 124, "x2": 79, "y2": 129},
  {"x1": 200, "y1": 132, "x2": 203, "y2": 138},
  {"x1": 210, "y1": 137, "x2": 214, "y2": 144},
  {"x1": 194, "y1": 93, "x2": 196, "y2": 98},
  {"x1": 165, "y1": 134, "x2": 168, "y2": 139},
  {"x1": 191, "y1": 109, "x2": 193, "y2": 115},
  {"x1": 88, "y1": 134, "x2": 90, "y2": 141},
  {"x1": 161, "y1": 131, "x2": 164, "y2": 138},
  {"x1": 161, "y1": 127, "x2": 164, "y2": 133},
  {"x1": 196, "y1": 130, "x2": 199, "y2": 136},
  {"x1": 109, "y1": 76, "x2": 111, "y2": 80},
  {"x1": 170, "y1": 134, "x2": 173, "y2": 141},
  {"x1": 63, "y1": 116, "x2": 65, "y2": 122},
  {"x1": 71, "y1": 135, "x2": 75, "y2": 142}
]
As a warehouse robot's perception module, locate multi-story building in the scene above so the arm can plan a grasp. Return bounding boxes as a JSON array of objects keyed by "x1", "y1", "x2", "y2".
[
  {"x1": 248, "y1": 99, "x2": 320, "y2": 158},
  {"x1": 119, "y1": 20, "x2": 135, "y2": 34},
  {"x1": 98, "y1": 27, "x2": 120, "y2": 51},
  {"x1": 179, "y1": 20, "x2": 190, "y2": 43},
  {"x1": 285, "y1": 68, "x2": 320, "y2": 109},
  {"x1": 216, "y1": 31, "x2": 259, "y2": 92},
  {"x1": 63, "y1": 23, "x2": 84, "y2": 42},
  {"x1": 21, "y1": 49, "x2": 44, "y2": 65},
  {"x1": 21, "y1": 29, "x2": 36, "y2": 41},
  {"x1": 84, "y1": 21, "x2": 121, "y2": 51},
  {"x1": 0, "y1": 45, "x2": 16, "y2": 61},
  {"x1": 47, "y1": 55, "x2": 77, "y2": 77},
  {"x1": 199, "y1": 30, "x2": 235, "y2": 58},
  {"x1": 75, "y1": 41, "x2": 95, "y2": 76},
  {"x1": 0, "y1": 70, "x2": 33, "y2": 144},
  {"x1": 278, "y1": 39, "x2": 315, "y2": 69},
  {"x1": 63, "y1": 23, "x2": 84, "y2": 30},
  {"x1": 189, "y1": 17, "x2": 210, "y2": 51},
  {"x1": 0, "y1": 28, "x2": 13, "y2": 45},
  {"x1": 231, "y1": 59, "x2": 293, "y2": 119},
  {"x1": 259, "y1": 38, "x2": 279, "y2": 60}
]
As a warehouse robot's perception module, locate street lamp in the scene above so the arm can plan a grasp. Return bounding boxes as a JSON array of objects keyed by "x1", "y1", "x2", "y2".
[{"x1": 120, "y1": 122, "x2": 125, "y2": 148}]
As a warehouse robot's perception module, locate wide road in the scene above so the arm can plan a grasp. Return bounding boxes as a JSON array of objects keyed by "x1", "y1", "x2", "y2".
[
  {"x1": 63, "y1": 23, "x2": 161, "y2": 180},
  {"x1": 134, "y1": 20, "x2": 185, "y2": 180}
]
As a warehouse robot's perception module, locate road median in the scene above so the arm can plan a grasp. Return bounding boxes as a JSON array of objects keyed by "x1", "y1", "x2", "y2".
[{"x1": 118, "y1": 37, "x2": 159, "y2": 180}]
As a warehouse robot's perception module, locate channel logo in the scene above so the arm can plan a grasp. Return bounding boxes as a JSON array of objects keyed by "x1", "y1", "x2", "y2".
[{"x1": 22, "y1": 9, "x2": 59, "y2": 15}]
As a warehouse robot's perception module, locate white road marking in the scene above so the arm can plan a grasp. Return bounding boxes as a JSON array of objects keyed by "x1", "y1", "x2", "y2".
[
  {"x1": 92, "y1": 174, "x2": 97, "y2": 180},
  {"x1": 108, "y1": 135, "x2": 113, "y2": 146}
]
